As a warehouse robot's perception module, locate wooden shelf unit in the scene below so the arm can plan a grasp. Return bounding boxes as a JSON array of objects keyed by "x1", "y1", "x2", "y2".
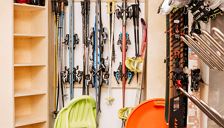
[{"x1": 13, "y1": 1, "x2": 48, "y2": 128}]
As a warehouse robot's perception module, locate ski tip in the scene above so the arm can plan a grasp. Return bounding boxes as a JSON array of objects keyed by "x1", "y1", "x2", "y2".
[{"x1": 141, "y1": 18, "x2": 146, "y2": 26}]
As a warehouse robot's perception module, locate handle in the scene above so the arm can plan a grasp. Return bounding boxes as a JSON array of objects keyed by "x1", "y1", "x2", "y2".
[{"x1": 154, "y1": 99, "x2": 165, "y2": 107}]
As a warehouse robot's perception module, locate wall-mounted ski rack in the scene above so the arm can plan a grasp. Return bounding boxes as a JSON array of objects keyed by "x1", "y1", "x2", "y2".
[
  {"x1": 181, "y1": 27, "x2": 224, "y2": 71},
  {"x1": 166, "y1": 8, "x2": 189, "y2": 128}
]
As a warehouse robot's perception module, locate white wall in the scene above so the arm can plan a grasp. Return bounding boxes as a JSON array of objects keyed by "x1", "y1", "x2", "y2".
[
  {"x1": 146, "y1": 0, "x2": 167, "y2": 99},
  {"x1": 0, "y1": 1, "x2": 14, "y2": 128}
]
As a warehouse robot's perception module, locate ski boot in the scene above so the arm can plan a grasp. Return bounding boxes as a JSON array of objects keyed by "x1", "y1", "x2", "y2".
[{"x1": 125, "y1": 57, "x2": 143, "y2": 73}]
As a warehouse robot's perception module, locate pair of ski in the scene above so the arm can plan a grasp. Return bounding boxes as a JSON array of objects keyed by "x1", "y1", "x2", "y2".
[
  {"x1": 116, "y1": 0, "x2": 146, "y2": 108},
  {"x1": 92, "y1": 0, "x2": 109, "y2": 126},
  {"x1": 53, "y1": 0, "x2": 68, "y2": 117},
  {"x1": 53, "y1": 0, "x2": 82, "y2": 117}
]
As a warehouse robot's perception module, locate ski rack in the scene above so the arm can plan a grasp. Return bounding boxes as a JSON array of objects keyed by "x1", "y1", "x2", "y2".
[{"x1": 166, "y1": 8, "x2": 189, "y2": 128}]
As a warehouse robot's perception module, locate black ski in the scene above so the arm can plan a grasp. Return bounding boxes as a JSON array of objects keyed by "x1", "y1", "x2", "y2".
[
  {"x1": 132, "y1": 0, "x2": 140, "y2": 57},
  {"x1": 52, "y1": 0, "x2": 68, "y2": 118},
  {"x1": 131, "y1": 0, "x2": 141, "y2": 83},
  {"x1": 81, "y1": 0, "x2": 90, "y2": 95}
]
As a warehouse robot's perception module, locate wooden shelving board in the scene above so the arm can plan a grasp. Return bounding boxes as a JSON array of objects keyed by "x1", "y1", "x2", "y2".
[
  {"x1": 14, "y1": 3, "x2": 45, "y2": 12},
  {"x1": 15, "y1": 115, "x2": 46, "y2": 127},
  {"x1": 15, "y1": 89, "x2": 47, "y2": 98},
  {"x1": 14, "y1": 33, "x2": 46, "y2": 38},
  {"x1": 72, "y1": 0, "x2": 145, "y2": 2},
  {"x1": 14, "y1": 64, "x2": 46, "y2": 67}
]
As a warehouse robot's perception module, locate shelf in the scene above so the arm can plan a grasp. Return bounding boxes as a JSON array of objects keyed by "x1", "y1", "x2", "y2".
[
  {"x1": 14, "y1": 6, "x2": 47, "y2": 35},
  {"x1": 14, "y1": 37, "x2": 47, "y2": 64},
  {"x1": 71, "y1": 0, "x2": 145, "y2": 2},
  {"x1": 16, "y1": 122, "x2": 46, "y2": 128},
  {"x1": 15, "y1": 95, "x2": 47, "y2": 127},
  {"x1": 14, "y1": 64, "x2": 46, "y2": 67},
  {"x1": 14, "y1": 3, "x2": 45, "y2": 12},
  {"x1": 15, "y1": 115, "x2": 46, "y2": 127},
  {"x1": 14, "y1": 33, "x2": 46, "y2": 38},
  {"x1": 15, "y1": 89, "x2": 47, "y2": 97},
  {"x1": 14, "y1": 67, "x2": 47, "y2": 93}
]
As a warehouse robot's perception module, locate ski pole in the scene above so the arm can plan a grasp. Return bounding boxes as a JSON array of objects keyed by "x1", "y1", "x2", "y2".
[
  {"x1": 106, "y1": 0, "x2": 116, "y2": 105},
  {"x1": 175, "y1": 81, "x2": 224, "y2": 128}
]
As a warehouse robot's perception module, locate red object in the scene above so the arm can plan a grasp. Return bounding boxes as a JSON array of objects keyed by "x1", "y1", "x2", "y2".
[
  {"x1": 16, "y1": 0, "x2": 27, "y2": 3},
  {"x1": 122, "y1": 26, "x2": 126, "y2": 108},
  {"x1": 126, "y1": 98, "x2": 168, "y2": 128},
  {"x1": 140, "y1": 18, "x2": 147, "y2": 58},
  {"x1": 176, "y1": 80, "x2": 182, "y2": 87}
]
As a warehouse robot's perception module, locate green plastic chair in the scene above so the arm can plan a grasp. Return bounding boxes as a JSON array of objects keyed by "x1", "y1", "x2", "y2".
[{"x1": 54, "y1": 95, "x2": 97, "y2": 128}]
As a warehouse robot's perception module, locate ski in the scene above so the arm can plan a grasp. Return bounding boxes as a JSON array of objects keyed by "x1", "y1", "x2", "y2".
[
  {"x1": 135, "y1": 18, "x2": 147, "y2": 105},
  {"x1": 68, "y1": 0, "x2": 75, "y2": 100},
  {"x1": 115, "y1": 0, "x2": 132, "y2": 108},
  {"x1": 131, "y1": 0, "x2": 141, "y2": 83},
  {"x1": 52, "y1": 0, "x2": 68, "y2": 118},
  {"x1": 132, "y1": 0, "x2": 140, "y2": 57},
  {"x1": 95, "y1": 1, "x2": 101, "y2": 122},
  {"x1": 68, "y1": 0, "x2": 81, "y2": 100},
  {"x1": 92, "y1": 0, "x2": 108, "y2": 126},
  {"x1": 81, "y1": 0, "x2": 90, "y2": 95}
]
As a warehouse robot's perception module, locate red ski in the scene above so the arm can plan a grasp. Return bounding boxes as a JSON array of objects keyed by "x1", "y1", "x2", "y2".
[
  {"x1": 116, "y1": 0, "x2": 132, "y2": 107},
  {"x1": 140, "y1": 18, "x2": 147, "y2": 58},
  {"x1": 137, "y1": 18, "x2": 147, "y2": 104}
]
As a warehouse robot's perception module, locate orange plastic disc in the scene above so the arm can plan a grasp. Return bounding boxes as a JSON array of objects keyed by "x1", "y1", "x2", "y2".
[{"x1": 125, "y1": 98, "x2": 168, "y2": 128}]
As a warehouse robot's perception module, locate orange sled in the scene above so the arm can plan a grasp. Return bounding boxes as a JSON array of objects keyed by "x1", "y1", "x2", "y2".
[{"x1": 125, "y1": 98, "x2": 168, "y2": 128}]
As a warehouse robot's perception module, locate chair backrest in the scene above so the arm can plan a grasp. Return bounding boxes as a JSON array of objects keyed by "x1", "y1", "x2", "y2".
[{"x1": 54, "y1": 96, "x2": 96, "y2": 128}]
